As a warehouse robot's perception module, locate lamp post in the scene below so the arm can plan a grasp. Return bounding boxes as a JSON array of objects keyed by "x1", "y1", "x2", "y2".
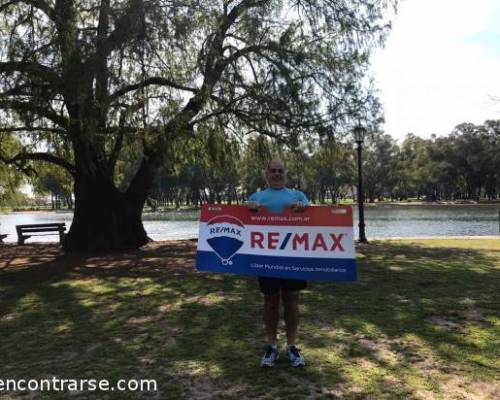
[{"x1": 354, "y1": 125, "x2": 368, "y2": 244}]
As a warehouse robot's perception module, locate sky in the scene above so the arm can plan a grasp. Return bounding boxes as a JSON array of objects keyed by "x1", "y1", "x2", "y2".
[{"x1": 370, "y1": 0, "x2": 500, "y2": 141}]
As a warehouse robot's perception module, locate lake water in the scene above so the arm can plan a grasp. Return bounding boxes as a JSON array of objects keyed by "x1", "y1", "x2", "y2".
[{"x1": 0, "y1": 205, "x2": 499, "y2": 243}]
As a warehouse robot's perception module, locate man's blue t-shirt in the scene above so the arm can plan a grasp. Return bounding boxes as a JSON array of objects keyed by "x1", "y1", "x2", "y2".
[{"x1": 248, "y1": 188, "x2": 309, "y2": 213}]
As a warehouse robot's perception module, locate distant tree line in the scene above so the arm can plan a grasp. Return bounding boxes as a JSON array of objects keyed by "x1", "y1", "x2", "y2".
[
  {"x1": 147, "y1": 119, "x2": 500, "y2": 205},
  {"x1": 2, "y1": 118, "x2": 500, "y2": 210}
]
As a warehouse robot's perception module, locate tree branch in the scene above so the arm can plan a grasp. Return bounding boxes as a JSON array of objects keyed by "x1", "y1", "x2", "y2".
[
  {"x1": 1, "y1": 152, "x2": 76, "y2": 176},
  {"x1": 0, "y1": 100, "x2": 69, "y2": 128},
  {"x1": 221, "y1": 42, "x2": 282, "y2": 68},
  {"x1": 85, "y1": 0, "x2": 145, "y2": 69},
  {"x1": 0, "y1": 62, "x2": 61, "y2": 86},
  {"x1": 0, "y1": 0, "x2": 57, "y2": 22},
  {"x1": 108, "y1": 102, "x2": 144, "y2": 172},
  {"x1": 0, "y1": 126, "x2": 67, "y2": 135},
  {"x1": 109, "y1": 77, "x2": 197, "y2": 102},
  {"x1": 182, "y1": 0, "x2": 271, "y2": 119}
]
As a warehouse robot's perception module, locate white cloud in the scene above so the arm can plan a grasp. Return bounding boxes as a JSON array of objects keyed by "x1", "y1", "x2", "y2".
[{"x1": 371, "y1": 0, "x2": 500, "y2": 140}]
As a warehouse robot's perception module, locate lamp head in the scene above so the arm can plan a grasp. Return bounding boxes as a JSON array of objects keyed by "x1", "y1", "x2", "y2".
[{"x1": 353, "y1": 125, "x2": 366, "y2": 144}]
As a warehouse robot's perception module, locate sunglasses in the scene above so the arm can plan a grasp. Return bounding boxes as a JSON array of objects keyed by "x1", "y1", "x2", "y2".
[{"x1": 268, "y1": 168, "x2": 284, "y2": 173}]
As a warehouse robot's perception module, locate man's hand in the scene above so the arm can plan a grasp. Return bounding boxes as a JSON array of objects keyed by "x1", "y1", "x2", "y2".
[
  {"x1": 246, "y1": 201, "x2": 261, "y2": 212},
  {"x1": 292, "y1": 201, "x2": 306, "y2": 212}
]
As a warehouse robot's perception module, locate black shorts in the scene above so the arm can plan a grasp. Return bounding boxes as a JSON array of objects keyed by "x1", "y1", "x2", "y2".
[{"x1": 258, "y1": 277, "x2": 307, "y2": 295}]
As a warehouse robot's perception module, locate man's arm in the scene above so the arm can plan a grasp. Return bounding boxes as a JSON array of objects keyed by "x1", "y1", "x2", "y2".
[
  {"x1": 246, "y1": 193, "x2": 261, "y2": 211},
  {"x1": 292, "y1": 201, "x2": 306, "y2": 212},
  {"x1": 246, "y1": 200, "x2": 261, "y2": 211},
  {"x1": 292, "y1": 191, "x2": 309, "y2": 212}
]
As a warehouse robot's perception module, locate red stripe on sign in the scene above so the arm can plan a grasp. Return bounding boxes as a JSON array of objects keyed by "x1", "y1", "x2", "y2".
[{"x1": 200, "y1": 204, "x2": 353, "y2": 227}]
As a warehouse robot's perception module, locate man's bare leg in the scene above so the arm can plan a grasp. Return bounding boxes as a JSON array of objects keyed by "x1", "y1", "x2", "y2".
[
  {"x1": 263, "y1": 293, "x2": 280, "y2": 345},
  {"x1": 282, "y1": 290, "x2": 300, "y2": 345}
]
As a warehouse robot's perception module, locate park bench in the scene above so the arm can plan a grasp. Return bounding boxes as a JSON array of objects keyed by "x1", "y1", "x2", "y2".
[{"x1": 16, "y1": 223, "x2": 66, "y2": 245}]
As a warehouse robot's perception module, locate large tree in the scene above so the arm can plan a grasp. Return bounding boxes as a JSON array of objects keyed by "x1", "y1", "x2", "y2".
[{"x1": 0, "y1": 0, "x2": 394, "y2": 251}]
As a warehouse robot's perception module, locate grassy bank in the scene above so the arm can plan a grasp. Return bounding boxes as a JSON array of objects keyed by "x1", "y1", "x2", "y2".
[{"x1": 0, "y1": 239, "x2": 499, "y2": 399}]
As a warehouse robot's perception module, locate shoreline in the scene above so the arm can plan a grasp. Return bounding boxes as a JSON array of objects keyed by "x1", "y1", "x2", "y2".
[
  {"x1": 370, "y1": 235, "x2": 499, "y2": 240},
  {"x1": 1, "y1": 236, "x2": 499, "y2": 247},
  {"x1": 3, "y1": 201, "x2": 500, "y2": 215},
  {"x1": 364, "y1": 202, "x2": 500, "y2": 207}
]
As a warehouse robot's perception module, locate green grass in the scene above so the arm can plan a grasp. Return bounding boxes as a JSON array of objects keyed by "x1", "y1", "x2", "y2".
[{"x1": 1, "y1": 239, "x2": 499, "y2": 399}]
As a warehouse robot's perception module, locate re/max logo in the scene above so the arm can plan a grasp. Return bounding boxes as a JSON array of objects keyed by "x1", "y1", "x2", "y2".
[
  {"x1": 209, "y1": 226, "x2": 242, "y2": 236},
  {"x1": 250, "y1": 232, "x2": 345, "y2": 251}
]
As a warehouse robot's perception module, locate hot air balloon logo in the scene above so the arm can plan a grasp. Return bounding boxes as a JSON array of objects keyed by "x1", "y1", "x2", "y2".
[{"x1": 206, "y1": 215, "x2": 245, "y2": 266}]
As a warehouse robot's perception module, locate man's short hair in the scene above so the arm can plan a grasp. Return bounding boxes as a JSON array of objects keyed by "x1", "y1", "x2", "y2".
[{"x1": 266, "y1": 159, "x2": 286, "y2": 170}]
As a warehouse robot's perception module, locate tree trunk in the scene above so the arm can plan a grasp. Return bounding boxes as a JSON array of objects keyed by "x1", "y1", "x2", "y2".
[
  {"x1": 66, "y1": 194, "x2": 74, "y2": 209},
  {"x1": 63, "y1": 175, "x2": 149, "y2": 252}
]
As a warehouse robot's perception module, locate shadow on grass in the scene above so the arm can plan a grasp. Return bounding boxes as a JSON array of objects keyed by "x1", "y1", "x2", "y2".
[
  {"x1": 1, "y1": 240, "x2": 499, "y2": 399},
  {"x1": 303, "y1": 241, "x2": 500, "y2": 397}
]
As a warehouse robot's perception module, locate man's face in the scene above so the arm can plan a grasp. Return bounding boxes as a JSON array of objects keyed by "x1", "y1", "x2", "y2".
[{"x1": 265, "y1": 161, "x2": 286, "y2": 189}]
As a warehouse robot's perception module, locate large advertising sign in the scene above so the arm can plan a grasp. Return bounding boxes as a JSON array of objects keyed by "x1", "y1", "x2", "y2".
[{"x1": 196, "y1": 204, "x2": 357, "y2": 281}]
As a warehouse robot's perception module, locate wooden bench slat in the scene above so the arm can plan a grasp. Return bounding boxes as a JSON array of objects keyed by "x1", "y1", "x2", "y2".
[
  {"x1": 16, "y1": 223, "x2": 66, "y2": 228},
  {"x1": 18, "y1": 225, "x2": 65, "y2": 230},
  {"x1": 18, "y1": 227, "x2": 65, "y2": 233},
  {"x1": 20, "y1": 233, "x2": 62, "y2": 236}
]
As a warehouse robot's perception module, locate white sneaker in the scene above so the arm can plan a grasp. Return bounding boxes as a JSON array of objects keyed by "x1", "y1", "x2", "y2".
[
  {"x1": 287, "y1": 345, "x2": 305, "y2": 367},
  {"x1": 261, "y1": 345, "x2": 279, "y2": 367}
]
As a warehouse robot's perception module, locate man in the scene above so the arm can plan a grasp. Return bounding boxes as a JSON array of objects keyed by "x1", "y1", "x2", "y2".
[{"x1": 247, "y1": 159, "x2": 309, "y2": 368}]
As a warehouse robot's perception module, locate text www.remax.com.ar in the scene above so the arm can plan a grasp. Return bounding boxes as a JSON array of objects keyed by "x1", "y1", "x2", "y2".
[{"x1": 0, "y1": 377, "x2": 157, "y2": 393}]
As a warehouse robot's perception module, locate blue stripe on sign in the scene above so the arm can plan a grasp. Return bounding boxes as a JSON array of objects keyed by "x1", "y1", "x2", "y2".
[
  {"x1": 196, "y1": 251, "x2": 357, "y2": 281},
  {"x1": 279, "y1": 232, "x2": 292, "y2": 250}
]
